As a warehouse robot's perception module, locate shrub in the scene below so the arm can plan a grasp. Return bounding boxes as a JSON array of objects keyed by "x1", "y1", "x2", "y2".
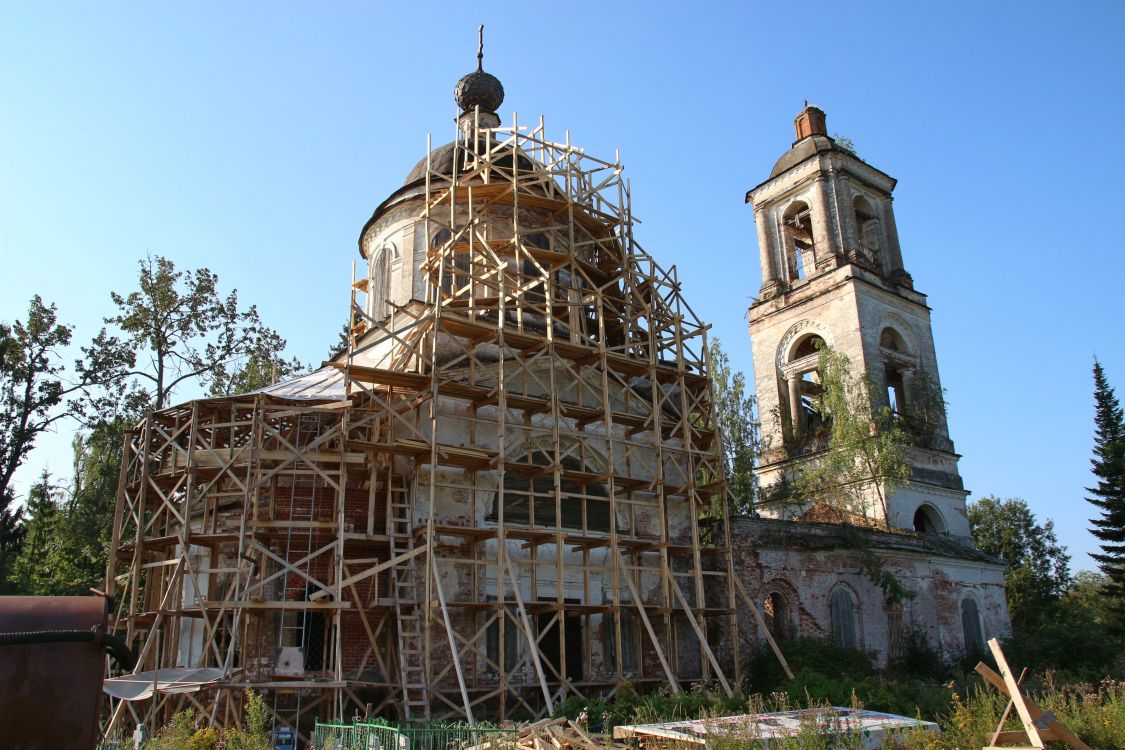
[
  {"x1": 226, "y1": 689, "x2": 270, "y2": 750},
  {"x1": 888, "y1": 627, "x2": 947, "y2": 682},
  {"x1": 747, "y1": 637, "x2": 877, "y2": 695},
  {"x1": 188, "y1": 728, "x2": 219, "y2": 750}
]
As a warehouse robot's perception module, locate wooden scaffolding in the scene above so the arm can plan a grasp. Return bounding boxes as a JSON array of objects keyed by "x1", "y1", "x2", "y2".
[{"x1": 104, "y1": 111, "x2": 742, "y2": 738}]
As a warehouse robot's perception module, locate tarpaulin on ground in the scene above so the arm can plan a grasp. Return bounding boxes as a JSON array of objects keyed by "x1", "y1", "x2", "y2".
[{"x1": 613, "y1": 708, "x2": 939, "y2": 749}]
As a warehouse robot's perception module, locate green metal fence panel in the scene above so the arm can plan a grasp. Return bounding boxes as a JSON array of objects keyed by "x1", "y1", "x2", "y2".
[{"x1": 312, "y1": 721, "x2": 361, "y2": 750}]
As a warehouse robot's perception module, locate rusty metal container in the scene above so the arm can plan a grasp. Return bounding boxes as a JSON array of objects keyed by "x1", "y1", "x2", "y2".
[{"x1": 0, "y1": 596, "x2": 113, "y2": 750}]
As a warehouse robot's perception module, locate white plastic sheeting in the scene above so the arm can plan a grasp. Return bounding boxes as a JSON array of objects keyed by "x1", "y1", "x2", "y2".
[
  {"x1": 102, "y1": 667, "x2": 225, "y2": 701},
  {"x1": 613, "y1": 708, "x2": 939, "y2": 749},
  {"x1": 257, "y1": 367, "x2": 346, "y2": 401}
]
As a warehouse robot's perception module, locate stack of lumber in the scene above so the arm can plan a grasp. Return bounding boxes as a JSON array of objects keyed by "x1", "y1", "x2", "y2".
[{"x1": 464, "y1": 718, "x2": 630, "y2": 750}]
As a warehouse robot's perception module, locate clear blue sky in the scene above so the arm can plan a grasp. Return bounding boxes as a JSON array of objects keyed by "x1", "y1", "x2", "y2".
[{"x1": 2, "y1": 2, "x2": 1123, "y2": 572}]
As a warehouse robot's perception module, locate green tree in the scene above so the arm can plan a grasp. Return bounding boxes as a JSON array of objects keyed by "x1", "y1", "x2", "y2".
[
  {"x1": 794, "y1": 345, "x2": 910, "y2": 525},
  {"x1": 1087, "y1": 359, "x2": 1125, "y2": 617},
  {"x1": 51, "y1": 421, "x2": 128, "y2": 593},
  {"x1": 1, "y1": 298, "x2": 72, "y2": 510},
  {"x1": 225, "y1": 689, "x2": 270, "y2": 750},
  {"x1": 7, "y1": 470, "x2": 61, "y2": 592},
  {"x1": 708, "y1": 338, "x2": 759, "y2": 514},
  {"x1": 209, "y1": 328, "x2": 304, "y2": 397},
  {"x1": 968, "y1": 496, "x2": 1071, "y2": 626},
  {"x1": 1002, "y1": 570, "x2": 1125, "y2": 680},
  {"x1": 1, "y1": 296, "x2": 81, "y2": 582},
  {"x1": 8, "y1": 422, "x2": 127, "y2": 595},
  {"x1": 327, "y1": 321, "x2": 351, "y2": 360},
  {"x1": 1067, "y1": 570, "x2": 1117, "y2": 629},
  {"x1": 86, "y1": 255, "x2": 288, "y2": 412}
]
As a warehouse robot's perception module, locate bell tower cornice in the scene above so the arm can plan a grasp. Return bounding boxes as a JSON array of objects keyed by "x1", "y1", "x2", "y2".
[{"x1": 746, "y1": 106, "x2": 910, "y2": 299}]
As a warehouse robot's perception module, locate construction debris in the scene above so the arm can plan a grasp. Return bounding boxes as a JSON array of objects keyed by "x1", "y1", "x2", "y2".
[
  {"x1": 976, "y1": 638, "x2": 1090, "y2": 750},
  {"x1": 465, "y1": 719, "x2": 628, "y2": 750}
]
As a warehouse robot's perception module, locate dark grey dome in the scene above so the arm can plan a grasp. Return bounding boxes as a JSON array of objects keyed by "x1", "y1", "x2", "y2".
[
  {"x1": 770, "y1": 135, "x2": 843, "y2": 178},
  {"x1": 403, "y1": 141, "x2": 461, "y2": 185},
  {"x1": 402, "y1": 138, "x2": 538, "y2": 187},
  {"x1": 454, "y1": 68, "x2": 504, "y2": 114}
]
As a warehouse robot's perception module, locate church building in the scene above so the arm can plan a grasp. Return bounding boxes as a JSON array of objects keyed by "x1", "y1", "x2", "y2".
[{"x1": 102, "y1": 46, "x2": 1010, "y2": 740}]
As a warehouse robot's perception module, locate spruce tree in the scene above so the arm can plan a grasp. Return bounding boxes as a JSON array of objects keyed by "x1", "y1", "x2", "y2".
[{"x1": 1087, "y1": 359, "x2": 1125, "y2": 612}]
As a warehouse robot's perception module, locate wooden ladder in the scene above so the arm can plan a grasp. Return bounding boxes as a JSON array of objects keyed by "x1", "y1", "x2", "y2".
[{"x1": 388, "y1": 475, "x2": 429, "y2": 721}]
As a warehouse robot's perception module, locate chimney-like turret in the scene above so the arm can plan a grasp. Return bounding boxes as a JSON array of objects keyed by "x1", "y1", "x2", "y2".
[{"x1": 793, "y1": 106, "x2": 827, "y2": 141}]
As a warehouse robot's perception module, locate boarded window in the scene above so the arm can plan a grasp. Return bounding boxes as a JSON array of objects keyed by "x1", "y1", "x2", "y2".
[
  {"x1": 887, "y1": 604, "x2": 905, "y2": 659},
  {"x1": 830, "y1": 587, "x2": 858, "y2": 650},
  {"x1": 602, "y1": 611, "x2": 637, "y2": 673},
  {"x1": 961, "y1": 598, "x2": 985, "y2": 655},
  {"x1": 485, "y1": 605, "x2": 519, "y2": 673}
]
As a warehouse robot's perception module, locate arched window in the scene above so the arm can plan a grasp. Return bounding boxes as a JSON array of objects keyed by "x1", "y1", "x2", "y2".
[
  {"x1": 853, "y1": 195, "x2": 882, "y2": 265},
  {"x1": 782, "y1": 201, "x2": 815, "y2": 282},
  {"x1": 370, "y1": 243, "x2": 397, "y2": 320},
  {"x1": 879, "y1": 327, "x2": 906, "y2": 352},
  {"x1": 961, "y1": 597, "x2": 985, "y2": 655},
  {"x1": 763, "y1": 591, "x2": 791, "y2": 641},
  {"x1": 829, "y1": 586, "x2": 859, "y2": 649},
  {"x1": 879, "y1": 327, "x2": 913, "y2": 414},
  {"x1": 792, "y1": 334, "x2": 825, "y2": 361},
  {"x1": 785, "y1": 334, "x2": 827, "y2": 437},
  {"x1": 913, "y1": 504, "x2": 947, "y2": 534}
]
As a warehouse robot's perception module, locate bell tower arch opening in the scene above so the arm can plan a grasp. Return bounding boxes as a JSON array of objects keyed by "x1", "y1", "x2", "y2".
[
  {"x1": 782, "y1": 201, "x2": 816, "y2": 282},
  {"x1": 781, "y1": 332, "x2": 828, "y2": 440},
  {"x1": 853, "y1": 195, "x2": 882, "y2": 267},
  {"x1": 878, "y1": 326, "x2": 916, "y2": 415},
  {"x1": 912, "y1": 503, "x2": 947, "y2": 534}
]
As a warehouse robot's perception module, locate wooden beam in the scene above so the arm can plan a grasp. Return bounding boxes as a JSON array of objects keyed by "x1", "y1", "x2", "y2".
[
  {"x1": 618, "y1": 556, "x2": 680, "y2": 694},
  {"x1": 977, "y1": 646, "x2": 1092, "y2": 750},
  {"x1": 666, "y1": 569, "x2": 732, "y2": 696},
  {"x1": 431, "y1": 554, "x2": 476, "y2": 724},
  {"x1": 731, "y1": 575, "x2": 794, "y2": 680},
  {"x1": 504, "y1": 556, "x2": 555, "y2": 714},
  {"x1": 309, "y1": 544, "x2": 429, "y2": 601}
]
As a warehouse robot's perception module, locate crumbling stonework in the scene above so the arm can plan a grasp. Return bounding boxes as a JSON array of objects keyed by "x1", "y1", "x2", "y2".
[{"x1": 729, "y1": 517, "x2": 1009, "y2": 666}]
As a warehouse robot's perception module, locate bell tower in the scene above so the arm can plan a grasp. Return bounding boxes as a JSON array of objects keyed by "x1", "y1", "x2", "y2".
[{"x1": 746, "y1": 106, "x2": 970, "y2": 537}]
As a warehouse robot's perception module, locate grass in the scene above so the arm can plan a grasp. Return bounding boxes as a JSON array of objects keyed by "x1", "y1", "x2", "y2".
[{"x1": 552, "y1": 638, "x2": 1125, "y2": 749}]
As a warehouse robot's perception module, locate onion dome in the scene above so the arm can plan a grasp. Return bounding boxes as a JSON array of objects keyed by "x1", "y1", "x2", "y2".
[{"x1": 454, "y1": 26, "x2": 504, "y2": 115}]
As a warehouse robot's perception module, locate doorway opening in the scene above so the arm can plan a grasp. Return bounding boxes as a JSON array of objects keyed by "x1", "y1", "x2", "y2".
[{"x1": 537, "y1": 598, "x2": 584, "y2": 683}]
